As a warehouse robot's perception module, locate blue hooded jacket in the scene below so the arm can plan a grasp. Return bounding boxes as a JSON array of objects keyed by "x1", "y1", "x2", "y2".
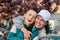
[{"x1": 7, "y1": 25, "x2": 38, "y2": 40}]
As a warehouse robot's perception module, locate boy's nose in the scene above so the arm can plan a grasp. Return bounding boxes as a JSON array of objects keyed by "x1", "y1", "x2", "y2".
[{"x1": 30, "y1": 16, "x2": 33, "y2": 19}]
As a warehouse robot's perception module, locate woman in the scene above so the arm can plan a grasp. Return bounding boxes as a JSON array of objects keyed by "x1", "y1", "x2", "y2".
[{"x1": 31, "y1": 9, "x2": 51, "y2": 40}]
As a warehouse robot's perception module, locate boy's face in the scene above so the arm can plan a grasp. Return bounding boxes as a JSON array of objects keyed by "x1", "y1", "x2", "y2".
[
  {"x1": 35, "y1": 16, "x2": 46, "y2": 28},
  {"x1": 24, "y1": 10, "x2": 37, "y2": 26}
]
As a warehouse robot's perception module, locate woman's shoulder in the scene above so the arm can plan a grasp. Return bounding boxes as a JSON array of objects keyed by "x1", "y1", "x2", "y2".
[{"x1": 38, "y1": 28, "x2": 46, "y2": 37}]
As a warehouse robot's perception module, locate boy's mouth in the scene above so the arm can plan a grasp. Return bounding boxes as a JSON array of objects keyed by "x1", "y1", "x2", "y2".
[{"x1": 28, "y1": 20, "x2": 31, "y2": 22}]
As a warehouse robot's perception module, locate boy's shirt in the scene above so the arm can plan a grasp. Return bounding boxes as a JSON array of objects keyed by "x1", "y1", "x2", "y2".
[
  {"x1": 7, "y1": 24, "x2": 39, "y2": 40},
  {"x1": 7, "y1": 25, "x2": 24, "y2": 40},
  {"x1": 23, "y1": 22, "x2": 34, "y2": 32}
]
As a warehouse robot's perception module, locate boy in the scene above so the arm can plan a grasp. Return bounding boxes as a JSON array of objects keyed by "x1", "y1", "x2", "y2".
[{"x1": 7, "y1": 9, "x2": 37, "y2": 40}]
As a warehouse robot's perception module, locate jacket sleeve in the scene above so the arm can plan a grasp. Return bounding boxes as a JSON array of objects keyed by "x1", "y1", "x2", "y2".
[
  {"x1": 38, "y1": 28, "x2": 50, "y2": 40},
  {"x1": 7, "y1": 32, "x2": 22, "y2": 40},
  {"x1": 33, "y1": 35, "x2": 50, "y2": 40},
  {"x1": 40, "y1": 36, "x2": 50, "y2": 40},
  {"x1": 33, "y1": 27, "x2": 50, "y2": 40},
  {"x1": 13, "y1": 16, "x2": 24, "y2": 29},
  {"x1": 7, "y1": 25, "x2": 23, "y2": 40}
]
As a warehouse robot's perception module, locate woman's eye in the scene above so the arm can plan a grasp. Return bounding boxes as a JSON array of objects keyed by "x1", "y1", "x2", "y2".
[
  {"x1": 29, "y1": 14, "x2": 31, "y2": 16},
  {"x1": 37, "y1": 17, "x2": 39, "y2": 19}
]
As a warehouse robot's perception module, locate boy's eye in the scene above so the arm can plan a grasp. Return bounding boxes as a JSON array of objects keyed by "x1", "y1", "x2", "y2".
[{"x1": 29, "y1": 14, "x2": 32, "y2": 16}]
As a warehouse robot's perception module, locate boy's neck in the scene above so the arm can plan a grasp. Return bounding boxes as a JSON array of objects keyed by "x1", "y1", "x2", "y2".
[
  {"x1": 24, "y1": 23, "x2": 33, "y2": 32},
  {"x1": 24, "y1": 22, "x2": 30, "y2": 27},
  {"x1": 24, "y1": 21, "x2": 30, "y2": 26}
]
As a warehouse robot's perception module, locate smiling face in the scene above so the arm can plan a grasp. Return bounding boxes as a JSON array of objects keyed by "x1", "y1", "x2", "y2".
[
  {"x1": 35, "y1": 15, "x2": 46, "y2": 28},
  {"x1": 24, "y1": 9, "x2": 37, "y2": 26}
]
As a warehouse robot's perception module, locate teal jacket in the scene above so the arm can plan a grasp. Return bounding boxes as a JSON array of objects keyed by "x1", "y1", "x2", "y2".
[{"x1": 7, "y1": 25, "x2": 39, "y2": 40}]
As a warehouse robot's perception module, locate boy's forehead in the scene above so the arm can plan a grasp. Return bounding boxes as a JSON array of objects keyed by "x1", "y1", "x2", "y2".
[{"x1": 26, "y1": 10, "x2": 37, "y2": 15}]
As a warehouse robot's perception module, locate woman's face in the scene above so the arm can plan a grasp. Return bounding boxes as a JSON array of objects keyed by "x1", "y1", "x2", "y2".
[{"x1": 35, "y1": 16, "x2": 46, "y2": 28}]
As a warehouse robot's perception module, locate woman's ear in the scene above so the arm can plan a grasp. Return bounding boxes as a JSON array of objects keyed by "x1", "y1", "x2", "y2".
[{"x1": 44, "y1": 22, "x2": 47, "y2": 25}]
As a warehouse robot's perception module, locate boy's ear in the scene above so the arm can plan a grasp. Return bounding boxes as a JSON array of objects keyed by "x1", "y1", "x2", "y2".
[{"x1": 24, "y1": 14, "x2": 26, "y2": 17}]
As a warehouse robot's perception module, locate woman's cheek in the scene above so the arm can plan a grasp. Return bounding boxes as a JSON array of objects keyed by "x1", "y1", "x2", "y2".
[{"x1": 35, "y1": 22, "x2": 40, "y2": 28}]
